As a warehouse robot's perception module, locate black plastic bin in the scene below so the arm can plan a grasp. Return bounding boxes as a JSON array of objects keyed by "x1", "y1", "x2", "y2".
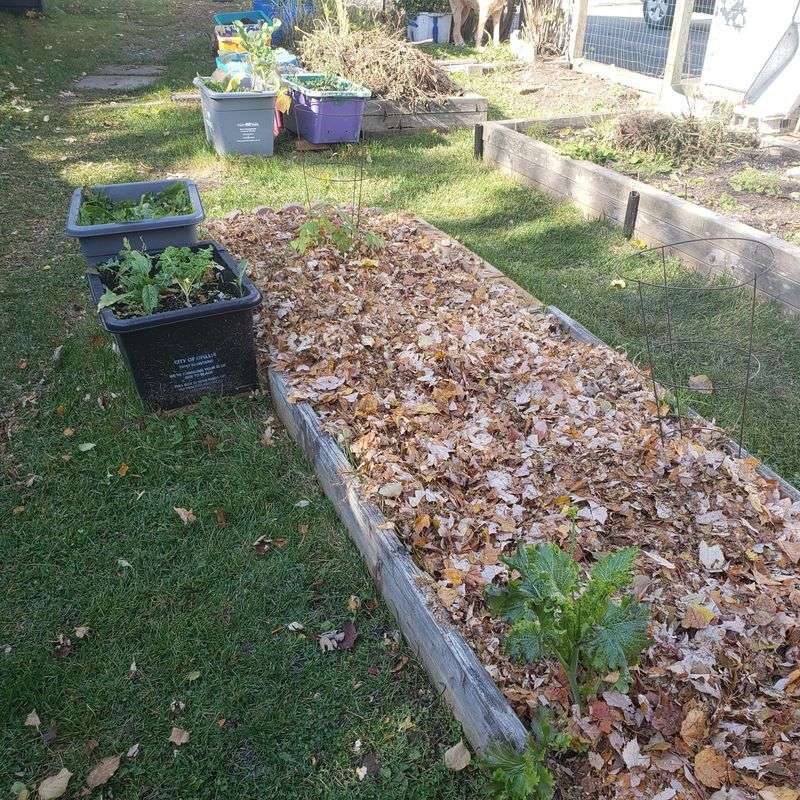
[
  {"x1": 87, "y1": 241, "x2": 262, "y2": 410},
  {"x1": 66, "y1": 179, "x2": 205, "y2": 265}
]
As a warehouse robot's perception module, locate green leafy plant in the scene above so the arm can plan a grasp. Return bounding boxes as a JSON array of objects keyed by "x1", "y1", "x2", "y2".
[
  {"x1": 557, "y1": 137, "x2": 619, "y2": 166},
  {"x1": 486, "y1": 542, "x2": 650, "y2": 709},
  {"x1": 231, "y1": 18, "x2": 282, "y2": 90},
  {"x1": 729, "y1": 167, "x2": 782, "y2": 197},
  {"x1": 78, "y1": 182, "x2": 192, "y2": 226},
  {"x1": 290, "y1": 215, "x2": 384, "y2": 256},
  {"x1": 394, "y1": 0, "x2": 452, "y2": 17},
  {"x1": 481, "y1": 708, "x2": 569, "y2": 800},
  {"x1": 97, "y1": 242, "x2": 219, "y2": 317}
]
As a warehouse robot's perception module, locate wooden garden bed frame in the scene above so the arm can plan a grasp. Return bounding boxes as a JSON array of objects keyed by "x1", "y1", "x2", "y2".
[
  {"x1": 362, "y1": 93, "x2": 488, "y2": 136},
  {"x1": 265, "y1": 215, "x2": 800, "y2": 757},
  {"x1": 479, "y1": 114, "x2": 800, "y2": 314}
]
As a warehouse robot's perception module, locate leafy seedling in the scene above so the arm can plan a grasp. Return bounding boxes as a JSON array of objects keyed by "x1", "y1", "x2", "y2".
[{"x1": 486, "y1": 543, "x2": 650, "y2": 708}]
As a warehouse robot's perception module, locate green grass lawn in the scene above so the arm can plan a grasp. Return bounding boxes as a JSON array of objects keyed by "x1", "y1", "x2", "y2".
[{"x1": 4, "y1": 2, "x2": 800, "y2": 797}]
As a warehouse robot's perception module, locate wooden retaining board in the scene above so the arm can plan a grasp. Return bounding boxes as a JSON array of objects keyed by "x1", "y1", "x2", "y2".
[
  {"x1": 362, "y1": 94, "x2": 487, "y2": 136},
  {"x1": 268, "y1": 368, "x2": 528, "y2": 754},
  {"x1": 481, "y1": 119, "x2": 800, "y2": 314}
]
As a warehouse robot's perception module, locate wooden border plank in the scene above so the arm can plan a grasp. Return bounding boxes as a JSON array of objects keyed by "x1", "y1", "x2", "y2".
[
  {"x1": 481, "y1": 121, "x2": 800, "y2": 313},
  {"x1": 267, "y1": 368, "x2": 529, "y2": 754}
]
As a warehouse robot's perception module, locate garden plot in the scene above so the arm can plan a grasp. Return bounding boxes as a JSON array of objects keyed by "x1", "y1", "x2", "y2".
[
  {"x1": 537, "y1": 114, "x2": 800, "y2": 242},
  {"x1": 206, "y1": 207, "x2": 800, "y2": 799}
]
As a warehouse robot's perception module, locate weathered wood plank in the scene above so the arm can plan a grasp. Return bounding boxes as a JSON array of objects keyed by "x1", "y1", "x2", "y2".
[
  {"x1": 483, "y1": 122, "x2": 800, "y2": 312},
  {"x1": 267, "y1": 368, "x2": 528, "y2": 754},
  {"x1": 363, "y1": 94, "x2": 488, "y2": 136}
]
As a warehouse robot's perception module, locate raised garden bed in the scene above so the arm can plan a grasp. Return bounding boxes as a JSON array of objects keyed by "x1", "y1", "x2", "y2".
[
  {"x1": 206, "y1": 205, "x2": 800, "y2": 798},
  {"x1": 480, "y1": 115, "x2": 800, "y2": 314}
]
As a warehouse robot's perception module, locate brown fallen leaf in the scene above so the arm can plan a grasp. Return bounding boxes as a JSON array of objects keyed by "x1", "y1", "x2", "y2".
[
  {"x1": 681, "y1": 604, "x2": 715, "y2": 630},
  {"x1": 53, "y1": 634, "x2": 72, "y2": 658},
  {"x1": 337, "y1": 620, "x2": 358, "y2": 651},
  {"x1": 759, "y1": 788, "x2": 800, "y2": 800},
  {"x1": 359, "y1": 751, "x2": 381, "y2": 777},
  {"x1": 74, "y1": 626, "x2": 90, "y2": 639},
  {"x1": 173, "y1": 507, "x2": 196, "y2": 525},
  {"x1": 680, "y1": 706, "x2": 709, "y2": 748},
  {"x1": 37, "y1": 769, "x2": 72, "y2": 800},
  {"x1": 778, "y1": 540, "x2": 800, "y2": 564},
  {"x1": 688, "y1": 374, "x2": 714, "y2": 394},
  {"x1": 694, "y1": 746, "x2": 728, "y2": 789},
  {"x1": 85, "y1": 755, "x2": 120, "y2": 789},
  {"x1": 117, "y1": 463, "x2": 129, "y2": 477},
  {"x1": 168, "y1": 727, "x2": 190, "y2": 746},
  {"x1": 347, "y1": 595, "x2": 361, "y2": 613},
  {"x1": 85, "y1": 738, "x2": 99, "y2": 752},
  {"x1": 252, "y1": 536, "x2": 271, "y2": 556},
  {"x1": 214, "y1": 508, "x2": 227, "y2": 527},
  {"x1": 444, "y1": 740, "x2": 471, "y2": 771}
]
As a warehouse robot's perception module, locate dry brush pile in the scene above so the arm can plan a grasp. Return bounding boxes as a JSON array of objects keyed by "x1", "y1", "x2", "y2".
[
  {"x1": 207, "y1": 207, "x2": 800, "y2": 800},
  {"x1": 298, "y1": 24, "x2": 461, "y2": 108}
]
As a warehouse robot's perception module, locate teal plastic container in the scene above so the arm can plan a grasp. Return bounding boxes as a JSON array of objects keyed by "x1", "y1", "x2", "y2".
[{"x1": 212, "y1": 9, "x2": 271, "y2": 27}]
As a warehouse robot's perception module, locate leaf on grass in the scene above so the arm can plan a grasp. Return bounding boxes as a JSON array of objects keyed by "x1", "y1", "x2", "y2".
[
  {"x1": 444, "y1": 740, "x2": 471, "y2": 771},
  {"x1": 360, "y1": 751, "x2": 381, "y2": 777},
  {"x1": 25, "y1": 710, "x2": 41, "y2": 727},
  {"x1": 10, "y1": 781, "x2": 28, "y2": 800},
  {"x1": 287, "y1": 622, "x2": 304, "y2": 632},
  {"x1": 214, "y1": 508, "x2": 227, "y2": 527},
  {"x1": 168, "y1": 727, "x2": 190, "y2": 746},
  {"x1": 338, "y1": 620, "x2": 357, "y2": 650},
  {"x1": 294, "y1": 499, "x2": 310, "y2": 508},
  {"x1": 355, "y1": 766, "x2": 368, "y2": 781},
  {"x1": 126, "y1": 742, "x2": 141, "y2": 759},
  {"x1": 37, "y1": 769, "x2": 72, "y2": 800},
  {"x1": 41, "y1": 724, "x2": 57, "y2": 746},
  {"x1": 116, "y1": 558, "x2": 132, "y2": 569},
  {"x1": 74, "y1": 625, "x2": 90, "y2": 639},
  {"x1": 85, "y1": 755, "x2": 120, "y2": 789},
  {"x1": 77, "y1": 442, "x2": 95, "y2": 452},
  {"x1": 185, "y1": 670, "x2": 201, "y2": 682},
  {"x1": 117, "y1": 463, "x2": 129, "y2": 477},
  {"x1": 347, "y1": 595, "x2": 361, "y2": 613},
  {"x1": 53, "y1": 634, "x2": 72, "y2": 658},
  {"x1": 173, "y1": 507, "x2": 196, "y2": 525},
  {"x1": 688, "y1": 374, "x2": 714, "y2": 394},
  {"x1": 170, "y1": 698, "x2": 186, "y2": 715},
  {"x1": 62, "y1": 428, "x2": 74, "y2": 438}
]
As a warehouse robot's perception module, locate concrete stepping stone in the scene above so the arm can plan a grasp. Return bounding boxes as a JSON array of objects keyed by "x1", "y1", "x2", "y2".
[
  {"x1": 75, "y1": 64, "x2": 165, "y2": 91},
  {"x1": 94, "y1": 64, "x2": 166, "y2": 76}
]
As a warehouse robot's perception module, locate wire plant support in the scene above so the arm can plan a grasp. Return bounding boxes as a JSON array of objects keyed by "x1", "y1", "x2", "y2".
[
  {"x1": 289, "y1": 97, "x2": 372, "y2": 241},
  {"x1": 616, "y1": 237, "x2": 775, "y2": 456}
]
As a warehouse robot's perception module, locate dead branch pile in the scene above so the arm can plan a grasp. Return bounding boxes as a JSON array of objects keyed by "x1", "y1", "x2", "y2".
[
  {"x1": 298, "y1": 24, "x2": 461, "y2": 108},
  {"x1": 614, "y1": 112, "x2": 758, "y2": 163}
]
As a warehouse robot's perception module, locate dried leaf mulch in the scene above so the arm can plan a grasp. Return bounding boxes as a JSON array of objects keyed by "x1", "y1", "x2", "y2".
[{"x1": 206, "y1": 206, "x2": 800, "y2": 800}]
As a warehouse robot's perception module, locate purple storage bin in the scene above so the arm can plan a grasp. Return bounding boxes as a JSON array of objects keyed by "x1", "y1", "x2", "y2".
[{"x1": 283, "y1": 73, "x2": 370, "y2": 144}]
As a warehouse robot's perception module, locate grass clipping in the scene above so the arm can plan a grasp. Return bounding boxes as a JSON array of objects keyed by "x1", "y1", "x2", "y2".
[{"x1": 298, "y1": 25, "x2": 461, "y2": 109}]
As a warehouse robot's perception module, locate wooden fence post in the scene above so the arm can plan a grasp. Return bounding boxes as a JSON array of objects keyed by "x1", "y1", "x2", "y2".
[
  {"x1": 662, "y1": 0, "x2": 694, "y2": 91},
  {"x1": 568, "y1": 0, "x2": 588, "y2": 64}
]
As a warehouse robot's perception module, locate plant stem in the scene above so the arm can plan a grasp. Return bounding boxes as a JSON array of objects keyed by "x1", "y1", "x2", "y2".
[{"x1": 565, "y1": 652, "x2": 582, "y2": 709}]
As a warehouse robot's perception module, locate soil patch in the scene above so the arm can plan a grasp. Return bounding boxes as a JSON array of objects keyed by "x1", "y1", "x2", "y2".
[
  {"x1": 542, "y1": 122, "x2": 800, "y2": 241},
  {"x1": 207, "y1": 206, "x2": 800, "y2": 800}
]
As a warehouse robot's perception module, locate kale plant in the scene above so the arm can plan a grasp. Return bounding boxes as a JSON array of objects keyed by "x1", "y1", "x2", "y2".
[
  {"x1": 78, "y1": 182, "x2": 192, "y2": 225},
  {"x1": 481, "y1": 708, "x2": 569, "y2": 800},
  {"x1": 97, "y1": 242, "x2": 219, "y2": 316},
  {"x1": 487, "y1": 543, "x2": 650, "y2": 709}
]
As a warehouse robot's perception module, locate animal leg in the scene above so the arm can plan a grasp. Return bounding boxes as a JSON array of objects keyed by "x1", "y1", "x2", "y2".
[
  {"x1": 493, "y1": 12, "x2": 500, "y2": 46},
  {"x1": 475, "y1": 4, "x2": 488, "y2": 49},
  {"x1": 450, "y1": 0, "x2": 464, "y2": 45}
]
